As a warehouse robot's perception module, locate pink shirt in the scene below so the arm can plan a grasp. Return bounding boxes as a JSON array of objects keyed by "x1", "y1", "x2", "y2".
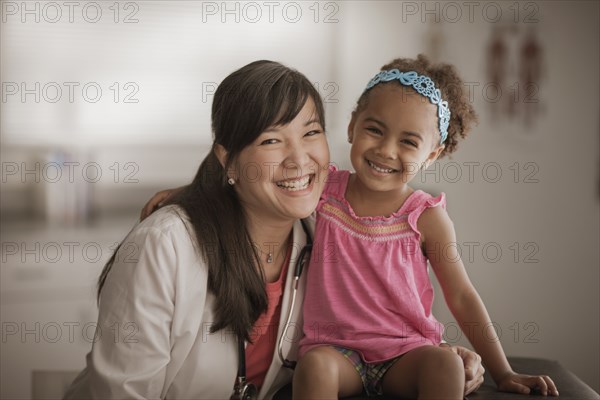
[
  {"x1": 245, "y1": 246, "x2": 291, "y2": 390},
  {"x1": 299, "y1": 168, "x2": 445, "y2": 363}
]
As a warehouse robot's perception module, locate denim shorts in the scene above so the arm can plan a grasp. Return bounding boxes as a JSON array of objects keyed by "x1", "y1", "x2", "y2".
[{"x1": 334, "y1": 347, "x2": 398, "y2": 396}]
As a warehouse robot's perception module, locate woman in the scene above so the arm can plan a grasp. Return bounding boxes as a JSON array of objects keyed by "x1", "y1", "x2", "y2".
[{"x1": 65, "y1": 60, "x2": 483, "y2": 399}]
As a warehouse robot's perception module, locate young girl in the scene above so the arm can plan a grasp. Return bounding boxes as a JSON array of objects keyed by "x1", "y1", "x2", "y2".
[{"x1": 292, "y1": 55, "x2": 558, "y2": 399}]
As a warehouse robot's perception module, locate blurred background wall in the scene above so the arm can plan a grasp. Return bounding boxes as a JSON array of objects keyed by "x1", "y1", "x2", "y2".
[{"x1": 1, "y1": 1, "x2": 598, "y2": 398}]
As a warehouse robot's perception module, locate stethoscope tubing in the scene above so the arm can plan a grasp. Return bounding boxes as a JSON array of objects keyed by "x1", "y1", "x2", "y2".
[{"x1": 277, "y1": 218, "x2": 312, "y2": 369}]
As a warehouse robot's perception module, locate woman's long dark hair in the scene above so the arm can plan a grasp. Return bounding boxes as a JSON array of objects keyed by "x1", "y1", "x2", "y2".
[{"x1": 98, "y1": 60, "x2": 325, "y2": 341}]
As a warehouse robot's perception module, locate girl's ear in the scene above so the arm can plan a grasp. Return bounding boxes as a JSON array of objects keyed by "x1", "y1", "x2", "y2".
[
  {"x1": 424, "y1": 145, "x2": 445, "y2": 169},
  {"x1": 213, "y1": 144, "x2": 229, "y2": 169},
  {"x1": 347, "y1": 111, "x2": 357, "y2": 144}
]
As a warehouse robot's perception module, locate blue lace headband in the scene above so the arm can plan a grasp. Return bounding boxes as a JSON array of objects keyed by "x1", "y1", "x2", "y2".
[{"x1": 364, "y1": 69, "x2": 451, "y2": 144}]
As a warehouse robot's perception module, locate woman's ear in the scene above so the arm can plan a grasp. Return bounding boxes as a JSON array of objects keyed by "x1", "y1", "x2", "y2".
[
  {"x1": 214, "y1": 144, "x2": 229, "y2": 169},
  {"x1": 214, "y1": 144, "x2": 238, "y2": 182},
  {"x1": 347, "y1": 112, "x2": 357, "y2": 144}
]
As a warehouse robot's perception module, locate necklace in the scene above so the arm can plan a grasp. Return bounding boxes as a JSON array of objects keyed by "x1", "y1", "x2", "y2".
[{"x1": 263, "y1": 235, "x2": 291, "y2": 264}]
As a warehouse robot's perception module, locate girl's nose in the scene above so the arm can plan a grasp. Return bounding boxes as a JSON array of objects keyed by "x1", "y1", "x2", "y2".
[{"x1": 375, "y1": 138, "x2": 398, "y2": 159}]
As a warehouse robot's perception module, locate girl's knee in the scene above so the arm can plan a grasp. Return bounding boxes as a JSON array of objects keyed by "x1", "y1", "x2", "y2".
[
  {"x1": 420, "y1": 346, "x2": 464, "y2": 376},
  {"x1": 441, "y1": 349, "x2": 464, "y2": 374},
  {"x1": 295, "y1": 347, "x2": 340, "y2": 379},
  {"x1": 294, "y1": 347, "x2": 349, "y2": 395}
]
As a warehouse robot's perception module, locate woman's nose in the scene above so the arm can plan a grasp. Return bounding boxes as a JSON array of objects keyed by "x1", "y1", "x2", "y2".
[{"x1": 283, "y1": 143, "x2": 312, "y2": 175}]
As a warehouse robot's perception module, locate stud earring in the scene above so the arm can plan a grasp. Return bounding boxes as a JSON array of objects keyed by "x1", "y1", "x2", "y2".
[{"x1": 227, "y1": 177, "x2": 235, "y2": 185}]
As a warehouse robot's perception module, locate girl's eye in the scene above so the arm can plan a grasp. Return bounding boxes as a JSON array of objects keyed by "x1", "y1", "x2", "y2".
[
  {"x1": 366, "y1": 127, "x2": 382, "y2": 135},
  {"x1": 260, "y1": 138, "x2": 279, "y2": 145},
  {"x1": 401, "y1": 139, "x2": 418, "y2": 147}
]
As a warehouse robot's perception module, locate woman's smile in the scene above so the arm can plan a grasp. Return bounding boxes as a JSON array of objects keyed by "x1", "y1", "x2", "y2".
[{"x1": 275, "y1": 174, "x2": 314, "y2": 192}]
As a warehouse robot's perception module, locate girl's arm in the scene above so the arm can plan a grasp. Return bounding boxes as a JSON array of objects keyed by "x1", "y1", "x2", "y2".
[
  {"x1": 418, "y1": 206, "x2": 559, "y2": 396},
  {"x1": 140, "y1": 187, "x2": 184, "y2": 221}
]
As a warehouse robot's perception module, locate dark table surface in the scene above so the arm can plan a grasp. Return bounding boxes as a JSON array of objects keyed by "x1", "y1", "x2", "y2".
[{"x1": 275, "y1": 356, "x2": 599, "y2": 400}]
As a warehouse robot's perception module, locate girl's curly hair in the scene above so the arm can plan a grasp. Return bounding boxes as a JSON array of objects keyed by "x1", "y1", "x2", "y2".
[{"x1": 355, "y1": 54, "x2": 478, "y2": 157}]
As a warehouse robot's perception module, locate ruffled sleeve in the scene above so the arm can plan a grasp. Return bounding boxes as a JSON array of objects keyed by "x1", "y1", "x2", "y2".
[
  {"x1": 407, "y1": 191, "x2": 446, "y2": 242},
  {"x1": 318, "y1": 164, "x2": 350, "y2": 208}
]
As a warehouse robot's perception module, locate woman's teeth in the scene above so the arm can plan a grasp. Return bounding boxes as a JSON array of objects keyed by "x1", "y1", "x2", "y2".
[
  {"x1": 368, "y1": 160, "x2": 397, "y2": 174},
  {"x1": 276, "y1": 175, "x2": 311, "y2": 191}
]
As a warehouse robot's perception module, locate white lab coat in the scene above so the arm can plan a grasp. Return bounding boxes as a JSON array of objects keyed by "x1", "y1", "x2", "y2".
[{"x1": 64, "y1": 205, "x2": 310, "y2": 399}]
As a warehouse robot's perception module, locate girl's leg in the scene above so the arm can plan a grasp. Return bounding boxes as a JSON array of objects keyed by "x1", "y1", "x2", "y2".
[
  {"x1": 381, "y1": 345, "x2": 465, "y2": 400},
  {"x1": 293, "y1": 346, "x2": 363, "y2": 399}
]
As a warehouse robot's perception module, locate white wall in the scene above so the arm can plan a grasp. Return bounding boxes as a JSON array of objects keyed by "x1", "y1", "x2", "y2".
[
  {"x1": 430, "y1": 3, "x2": 600, "y2": 391},
  {"x1": 1, "y1": 1, "x2": 338, "y2": 146},
  {"x1": 1, "y1": 0, "x2": 598, "y2": 396}
]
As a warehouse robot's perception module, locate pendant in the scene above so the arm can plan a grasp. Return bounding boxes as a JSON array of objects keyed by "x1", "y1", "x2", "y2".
[{"x1": 266, "y1": 253, "x2": 273, "y2": 263}]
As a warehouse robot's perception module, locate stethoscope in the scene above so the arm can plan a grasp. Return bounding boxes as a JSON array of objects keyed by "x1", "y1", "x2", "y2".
[{"x1": 230, "y1": 219, "x2": 313, "y2": 400}]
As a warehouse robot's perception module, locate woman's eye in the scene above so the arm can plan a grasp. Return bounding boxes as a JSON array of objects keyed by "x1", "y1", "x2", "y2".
[
  {"x1": 305, "y1": 130, "x2": 323, "y2": 137},
  {"x1": 260, "y1": 138, "x2": 279, "y2": 145}
]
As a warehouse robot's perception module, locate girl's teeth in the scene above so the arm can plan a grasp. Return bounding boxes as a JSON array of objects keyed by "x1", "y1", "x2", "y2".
[
  {"x1": 276, "y1": 176, "x2": 311, "y2": 191},
  {"x1": 368, "y1": 160, "x2": 395, "y2": 173}
]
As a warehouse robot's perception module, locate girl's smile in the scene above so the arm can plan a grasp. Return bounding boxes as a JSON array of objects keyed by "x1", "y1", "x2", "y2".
[{"x1": 366, "y1": 158, "x2": 400, "y2": 174}]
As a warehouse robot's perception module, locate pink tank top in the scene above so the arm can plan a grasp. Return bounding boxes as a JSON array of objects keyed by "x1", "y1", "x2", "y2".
[
  {"x1": 299, "y1": 167, "x2": 445, "y2": 362},
  {"x1": 245, "y1": 245, "x2": 291, "y2": 389}
]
